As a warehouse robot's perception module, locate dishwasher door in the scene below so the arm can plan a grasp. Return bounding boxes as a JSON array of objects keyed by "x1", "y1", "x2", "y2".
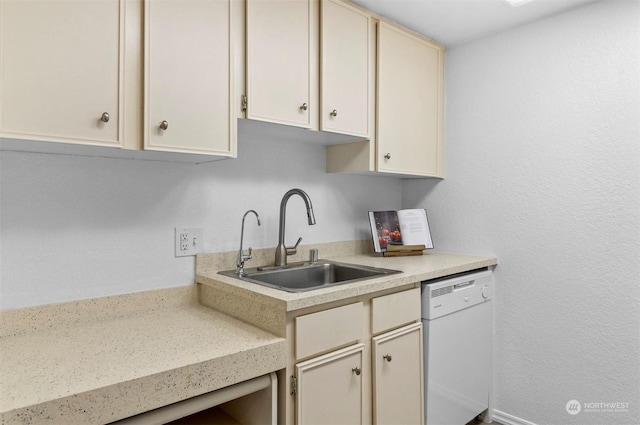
[{"x1": 422, "y1": 269, "x2": 492, "y2": 425}]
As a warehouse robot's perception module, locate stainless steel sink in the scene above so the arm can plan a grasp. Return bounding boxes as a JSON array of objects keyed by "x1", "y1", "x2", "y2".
[{"x1": 218, "y1": 260, "x2": 401, "y2": 293}]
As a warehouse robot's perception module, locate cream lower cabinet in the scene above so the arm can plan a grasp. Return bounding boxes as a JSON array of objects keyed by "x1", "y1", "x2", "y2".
[
  {"x1": 286, "y1": 287, "x2": 423, "y2": 425},
  {"x1": 0, "y1": 0, "x2": 123, "y2": 146},
  {"x1": 145, "y1": 0, "x2": 239, "y2": 156},
  {"x1": 372, "y1": 323, "x2": 424, "y2": 425},
  {"x1": 296, "y1": 344, "x2": 365, "y2": 424}
]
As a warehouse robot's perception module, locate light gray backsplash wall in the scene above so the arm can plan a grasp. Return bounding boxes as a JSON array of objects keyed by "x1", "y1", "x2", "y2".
[
  {"x1": 403, "y1": 1, "x2": 640, "y2": 424},
  {"x1": 0, "y1": 136, "x2": 401, "y2": 309}
]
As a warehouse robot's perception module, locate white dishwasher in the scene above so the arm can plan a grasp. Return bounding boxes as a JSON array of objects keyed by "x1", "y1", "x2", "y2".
[{"x1": 421, "y1": 268, "x2": 492, "y2": 425}]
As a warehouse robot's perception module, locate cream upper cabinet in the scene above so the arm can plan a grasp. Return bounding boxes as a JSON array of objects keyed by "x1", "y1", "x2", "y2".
[
  {"x1": 295, "y1": 344, "x2": 364, "y2": 424},
  {"x1": 326, "y1": 17, "x2": 445, "y2": 178},
  {"x1": 0, "y1": 0, "x2": 123, "y2": 147},
  {"x1": 377, "y1": 21, "x2": 444, "y2": 177},
  {"x1": 320, "y1": 0, "x2": 371, "y2": 137},
  {"x1": 246, "y1": 0, "x2": 313, "y2": 128},
  {"x1": 145, "y1": 0, "x2": 238, "y2": 156},
  {"x1": 372, "y1": 323, "x2": 424, "y2": 425}
]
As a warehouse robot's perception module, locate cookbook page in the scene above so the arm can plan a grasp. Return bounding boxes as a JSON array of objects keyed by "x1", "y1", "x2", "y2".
[
  {"x1": 369, "y1": 210, "x2": 402, "y2": 252},
  {"x1": 397, "y1": 209, "x2": 434, "y2": 248}
]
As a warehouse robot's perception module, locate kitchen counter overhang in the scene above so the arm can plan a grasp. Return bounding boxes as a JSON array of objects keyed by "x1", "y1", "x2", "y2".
[{"x1": 0, "y1": 286, "x2": 286, "y2": 425}]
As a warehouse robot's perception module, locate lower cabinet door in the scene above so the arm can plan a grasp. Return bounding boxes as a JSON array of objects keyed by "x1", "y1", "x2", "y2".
[
  {"x1": 372, "y1": 323, "x2": 424, "y2": 425},
  {"x1": 295, "y1": 343, "x2": 364, "y2": 425}
]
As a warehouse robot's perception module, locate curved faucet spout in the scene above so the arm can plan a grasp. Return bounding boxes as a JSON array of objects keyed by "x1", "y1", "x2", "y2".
[
  {"x1": 237, "y1": 210, "x2": 261, "y2": 276},
  {"x1": 275, "y1": 188, "x2": 316, "y2": 266}
]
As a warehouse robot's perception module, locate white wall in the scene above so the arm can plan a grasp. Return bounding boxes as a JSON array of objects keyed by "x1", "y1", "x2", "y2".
[
  {"x1": 0, "y1": 135, "x2": 401, "y2": 309},
  {"x1": 403, "y1": 1, "x2": 640, "y2": 424}
]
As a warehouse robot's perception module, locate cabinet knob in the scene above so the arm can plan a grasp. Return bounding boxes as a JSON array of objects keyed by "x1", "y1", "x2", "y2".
[
  {"x1": 383, "y1": 354, "x2": 392, "y2": 362},
  {"x1": 352, "y1": 366, "x2": 361, "y2": 376},
  {"x1": 100, "y1": 112, "x2": 110, "y2": 123},
  {"x1": 159, "y1": 120, "x2": 169, "y2": 130},
  {"x1": 330, "y1": 109, "x2": 338, "y2": 117},
  {"x1": 300, "y1": 103, "x2": 308, "y2": 111},
  {"x1": 384, "y1": 153, "x2": 391, "y2": 160}
]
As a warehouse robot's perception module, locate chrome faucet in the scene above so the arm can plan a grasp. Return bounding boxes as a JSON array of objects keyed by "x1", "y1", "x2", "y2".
[
  {"x1": 237, "y1": 210, "x2": 261, "y2": 276},
  {"x1": 275, "y1": 188, "x2": 316, "y2": 266}
]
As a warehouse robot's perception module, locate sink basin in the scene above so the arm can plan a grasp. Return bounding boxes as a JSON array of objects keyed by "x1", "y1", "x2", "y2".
[{"x1": 219, "y1": 260, "x2": 401, "y2": 293}]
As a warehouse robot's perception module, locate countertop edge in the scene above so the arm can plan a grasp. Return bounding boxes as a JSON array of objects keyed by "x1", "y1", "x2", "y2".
[
  {"x1": 1, "y1": 339, "x2": 286, "y2": 425},
  {"x1": 196, "y1": 251, "x2": 498, "y2": 313}
]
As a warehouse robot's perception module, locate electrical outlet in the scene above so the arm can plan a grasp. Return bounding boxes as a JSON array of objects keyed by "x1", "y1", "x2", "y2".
[{"x1": 175, "y1": 228, "x2": 203, "y2": 257}]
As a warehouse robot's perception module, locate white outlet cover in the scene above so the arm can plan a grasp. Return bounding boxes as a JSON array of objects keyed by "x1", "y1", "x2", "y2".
[{"x1": 174, "y1": 228, "x2": 203, "y2": 257}]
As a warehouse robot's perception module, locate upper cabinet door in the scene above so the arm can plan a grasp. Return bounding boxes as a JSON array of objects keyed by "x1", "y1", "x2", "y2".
[
  {"x1": 246, "y1": 0, "x2": 312, "y2": 128},
  {"x1": 145, "y1": 0, "x2": 236, "y2": 156},
  {"x1": 320, "y1": 0, "x2": 371, "y2": 137},
  {"x1": 1, "y1": 0, "x2": 123, "y2": 146},
  {"x1": 377, "y1": 22, "x2": 444, "y2": 177}
]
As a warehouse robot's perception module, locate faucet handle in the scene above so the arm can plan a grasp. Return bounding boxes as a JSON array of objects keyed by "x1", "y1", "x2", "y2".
[
  {"x1": 309, "y1": 248, "x2": 318, "y2": 263},
  {"x1": 238, "y1": 246, "x2": 252, "y2": 265},
  {"x1": 286, "y1": 237, "x2": 303, "y2": 256}
]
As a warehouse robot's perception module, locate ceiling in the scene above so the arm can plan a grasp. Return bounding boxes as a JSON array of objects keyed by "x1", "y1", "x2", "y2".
[{"x1": 350, "y1": 0, "x2": 600, "y2": 47}]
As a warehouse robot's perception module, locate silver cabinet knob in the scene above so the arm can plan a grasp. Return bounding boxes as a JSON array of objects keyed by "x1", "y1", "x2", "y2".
[
  {"x1": 100, "y1": 112, "x2": 110, "y2": 123},
  {"x1": 159, "y1": 120, "x2": 169, "y2": 130},
  {"x1": 352, "y1": 366, "x2": 361, "y2": 376},
  {"x1": 383, "y1": 354, "x2": 392, "y2": 362},
  {"x1": 384, "y1": 153, "x2": 391, "y2": 160},
  {"x1": 300, "y1": 103, "x2": 308, "y2": 111},
  {"x1": 330, "y1": 109, "x2": 338, "y2": 117}
]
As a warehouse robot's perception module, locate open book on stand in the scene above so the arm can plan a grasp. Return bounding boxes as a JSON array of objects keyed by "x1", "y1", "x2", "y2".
[{"x1": 368, "y1": 209, "x2": 434, "y2": 256}]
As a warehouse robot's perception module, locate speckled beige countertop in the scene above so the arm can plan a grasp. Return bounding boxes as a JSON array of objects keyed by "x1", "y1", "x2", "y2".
[
  {"x1": 196, "y1": 240, "x2": 498, "y2": 336},
  {"x1": 1, "y1": 240, "x2": 496, "y2": 425},
  {"x1": 0, "y1": 286, "x2": 286, "y2": 425}
]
